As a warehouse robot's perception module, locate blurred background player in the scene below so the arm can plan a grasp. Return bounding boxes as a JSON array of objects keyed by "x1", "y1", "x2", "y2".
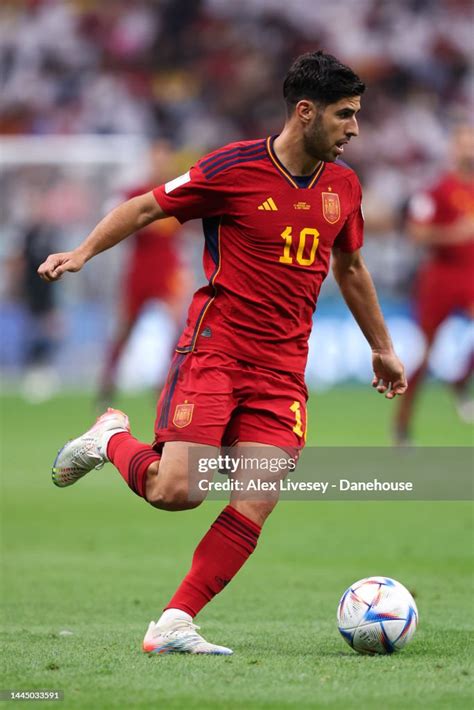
[
  {"x1": 6, "y1": 195, "x2": 62, "y2": 402},
  {"x1": 394, "y1": 124, "x2": 474, "y2": 445},
  {"x1": 97, "y1": 140, "x2": 189, "y2": 408}
]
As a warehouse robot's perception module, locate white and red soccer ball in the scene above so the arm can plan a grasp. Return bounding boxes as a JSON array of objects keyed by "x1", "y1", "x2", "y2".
[{"x1": 337, "y1": 576, "x2": 418, "y2": 655}]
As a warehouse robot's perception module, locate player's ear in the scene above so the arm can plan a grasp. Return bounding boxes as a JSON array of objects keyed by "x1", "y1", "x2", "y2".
[{"x1": 295, "y1": 100, "x2": 316, "y2": 125}]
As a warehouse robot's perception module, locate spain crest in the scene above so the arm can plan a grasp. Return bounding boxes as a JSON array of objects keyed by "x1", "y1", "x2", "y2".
[
  {"x1": 173, "y1": 402, "x2": 194, "y2": 428},
  {"x1": 322, "y1": 192, "x2": 341, "y2": 224}
]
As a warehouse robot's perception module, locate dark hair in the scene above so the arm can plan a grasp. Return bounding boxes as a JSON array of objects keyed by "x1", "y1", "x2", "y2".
[{"x1": 283, "y1": 50, "x2": 365, "y2": 111}]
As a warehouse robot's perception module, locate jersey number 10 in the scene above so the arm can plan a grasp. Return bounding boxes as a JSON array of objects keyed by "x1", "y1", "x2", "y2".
[{"x1": 279, "y1": 226, "x2": 320, "y2": 267}]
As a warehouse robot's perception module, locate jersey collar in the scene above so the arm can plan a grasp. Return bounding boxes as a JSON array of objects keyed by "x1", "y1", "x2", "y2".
[{"x1": 266, "y1": 135, "x2": 325, "y2": 189}]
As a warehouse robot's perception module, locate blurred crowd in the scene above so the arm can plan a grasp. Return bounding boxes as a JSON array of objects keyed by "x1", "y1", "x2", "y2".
[
  {"x1": 0, "y1": 0, "x2": 472, "y2": 392},
  {"x1": 1, "y1": 0, "x2": 471, "y2": 164}
]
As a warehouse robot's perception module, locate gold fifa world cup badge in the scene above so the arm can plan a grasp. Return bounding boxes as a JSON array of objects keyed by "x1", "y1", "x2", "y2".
[
  {"x1": 173, "y1": 402, "x2": 194, "y2": 428},
  {"x1": 322, "y1": 192, "x2": 341, "y2": 224}
]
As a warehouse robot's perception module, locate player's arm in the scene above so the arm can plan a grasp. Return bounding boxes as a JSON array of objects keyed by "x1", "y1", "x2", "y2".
[
  {"x1": 332, "y1": 247, "x2": 407, "y2": 399},
  {"x1": 408, "y1": 217, "x2": 473, "y2": 245},
  {"x1": 407, "y1": 192, "x2": 473, "y2": 245},
  {"x1": 38, "y1": 191, "x2": 165, "y2": 282}
]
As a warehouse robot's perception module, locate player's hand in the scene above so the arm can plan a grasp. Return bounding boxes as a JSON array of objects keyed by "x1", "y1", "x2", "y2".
[
  {"x1": 371, "y1": 350, "x2": 407, "y2": 399},
  {"x1": 37, "y1": 251, "x2": 86, "y2": 282}
]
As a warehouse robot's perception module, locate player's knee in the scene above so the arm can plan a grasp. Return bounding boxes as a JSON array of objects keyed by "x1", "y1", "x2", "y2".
[
  {"x1": 147, "y1": 480, "x2": 204, "y2": 511},
  {"x1": 232, "y1": 499, "x2": 277, "y2": 527}
]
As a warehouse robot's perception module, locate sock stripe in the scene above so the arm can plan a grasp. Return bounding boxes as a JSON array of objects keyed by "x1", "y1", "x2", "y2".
[
  {"x1": 219, "y1": 508, "x2": 259, "y2": 531},
  {"x1": 128, "y1": 451, "x2": 150, "y2": 493},
  {"x1": 129, "y1": 450, "x2": 158, "y2": 496},
  {"x1": 132, "y1": 452, "x2": 159, "y2": 494},
  {"x1": 107, "y1": 432, "x2": 160, "y2": 501},
  {"x1": 226, "y1": 505, "x2": 262, "y2": 535},
  {"x1": 213, "y1": 517, "x2": 258, "y2": 551},
  {"x1": 216, "y1": 521, "x2": 258, "y2": 551},
  {"x1": 219, "y1": 510, "x2": 260, "y2": 543}
]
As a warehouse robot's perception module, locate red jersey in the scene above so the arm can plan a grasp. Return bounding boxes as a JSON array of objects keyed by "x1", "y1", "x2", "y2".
[
  {"x1": 408, "y1": 172, "x2": 474, "y2": 267},
  {"x1": 126, "y1": 186, "x2": 181, "y2": 282},
  {"x1": 153, "y1": 138, "x2": 364, "y2": 374}
]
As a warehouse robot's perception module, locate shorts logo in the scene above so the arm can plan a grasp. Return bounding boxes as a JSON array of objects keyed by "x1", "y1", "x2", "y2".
[
  {"x1": 322, "y1": 192, "x2": 341, "y2": 224},
  {"x1": 173, "y1": 401, "x2": 194, "y2": 428}
]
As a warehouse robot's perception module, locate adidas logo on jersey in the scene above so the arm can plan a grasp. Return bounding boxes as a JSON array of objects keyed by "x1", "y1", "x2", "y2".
[{"x1": 258, "y1": 197, "x2": 278, "y2": 211}]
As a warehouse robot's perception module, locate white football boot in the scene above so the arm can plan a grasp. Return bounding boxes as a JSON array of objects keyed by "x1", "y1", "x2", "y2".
[
  {"x1": 52, "y1": 408, "x2": 130, "y2": 487},
  {"x1": 142, "y1": 620, "x2": 233, "y2": 655}
]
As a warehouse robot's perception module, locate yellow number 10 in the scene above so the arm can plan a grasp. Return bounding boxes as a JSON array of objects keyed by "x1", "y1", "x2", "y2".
[{"x1": 279, "y1": 226, "x2": 320, "y2": 266}]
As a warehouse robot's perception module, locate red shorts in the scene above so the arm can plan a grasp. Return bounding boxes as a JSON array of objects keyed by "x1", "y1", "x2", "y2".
[
  {"x1": 153, "y1": 350, "x2": 308, "y2": 453},
  {"x1": 415, "y1": 262, "x2": 474, "y2": 339}
]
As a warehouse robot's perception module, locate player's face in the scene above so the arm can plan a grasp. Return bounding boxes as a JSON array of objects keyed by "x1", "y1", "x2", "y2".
[{"x1": 304, "y1": 96, "x2": 361, "y2": 162}]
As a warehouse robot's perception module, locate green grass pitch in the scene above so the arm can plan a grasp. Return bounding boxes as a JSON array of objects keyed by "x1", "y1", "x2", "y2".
[{"x1": 1, "y1": 385, "x2": 472, "y2": 709}]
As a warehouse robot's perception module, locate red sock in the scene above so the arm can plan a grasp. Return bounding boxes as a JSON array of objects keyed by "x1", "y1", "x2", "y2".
[
  {"x1": 165, "y1": 505, "x2": 261, "y2": 617},
  {"x1": 107, "y1": 432, "x2": 160, "y2": 499}
]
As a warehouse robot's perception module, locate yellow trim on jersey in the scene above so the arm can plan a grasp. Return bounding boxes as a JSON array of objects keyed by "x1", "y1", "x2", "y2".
[
  {"x1": 307, "y1": 161, "x2": 325, "y2": 188},
  {"x1": 266, "y1": 137, "x2": 299, "y2": 188},
  {"x1": 266, "y1": 136, "x2": 324, "y2": 189}
]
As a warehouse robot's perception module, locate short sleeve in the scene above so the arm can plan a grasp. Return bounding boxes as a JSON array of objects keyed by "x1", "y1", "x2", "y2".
[
  {"x1": 333, "y1": 176, "x2": 364, "y2": 253},
  {"x1": 153, "y1": 161, "x2": 229, "y2": 224}
]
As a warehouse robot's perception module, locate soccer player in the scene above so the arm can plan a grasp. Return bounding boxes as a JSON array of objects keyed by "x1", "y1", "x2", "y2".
[
  {"x1": 8, "y1": 210, "x2": 61, "y2": 402},
  {"x1": 394, "y1": 124, "x2": 474, "y2": 444},
  {"x1": 38, "y1": 51, "x2": 407, "y2": 655},
  {"x1": 97, "y1": 140, "x2": 188, "y2": 407}
]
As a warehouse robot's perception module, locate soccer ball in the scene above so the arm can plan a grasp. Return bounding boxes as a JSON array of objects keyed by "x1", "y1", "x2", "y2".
[{"x1": 337, "y1": 576, "x2": 418, "y2": 655}]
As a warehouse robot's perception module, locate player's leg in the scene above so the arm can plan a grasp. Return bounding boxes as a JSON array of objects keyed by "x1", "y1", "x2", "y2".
[
  {"x1": 229, "y1": 442, "x2": 289, "y2": 524},
  {"x1": 21, "y1": 308, "x2": 61, "y2": 403},
  {"x1": 452, "y1": 352, "x2": 474, "y2": 422},
  {"x1": 97, "y1": 280, "x2": 141, "y2": 409},
  {"x1": 144, "y1": 440, "x2": 217, "y2": 510},
  {"x1": 143, "y1": 366, "x2": 306, "y2": 655},
  {"x1": 53, "y1": 351, "x2": 226, "y2": 508},
  {"x1": 163, "y1": 441, "x2": 289, "y2": 609},
  {"x1": 143, "y1": 441, "x2": 292, "y2": 656},
  {"x1": 394, "y1": 265, "x2": 451, "y2": 444},
  {"x1": 52, "y1": 407, "x2": 216, "y2": 508},
  {"x1": 451, "y1": 302, "x2": 474, "y2": 423},
  {"x1": 394, "y1": 349, "x2": 432, "y2": 445}
]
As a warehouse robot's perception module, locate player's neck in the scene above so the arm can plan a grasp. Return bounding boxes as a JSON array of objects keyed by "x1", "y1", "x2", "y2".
[{"x1": 273, "y1": 129, "x2": 321, "y2": 177}]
